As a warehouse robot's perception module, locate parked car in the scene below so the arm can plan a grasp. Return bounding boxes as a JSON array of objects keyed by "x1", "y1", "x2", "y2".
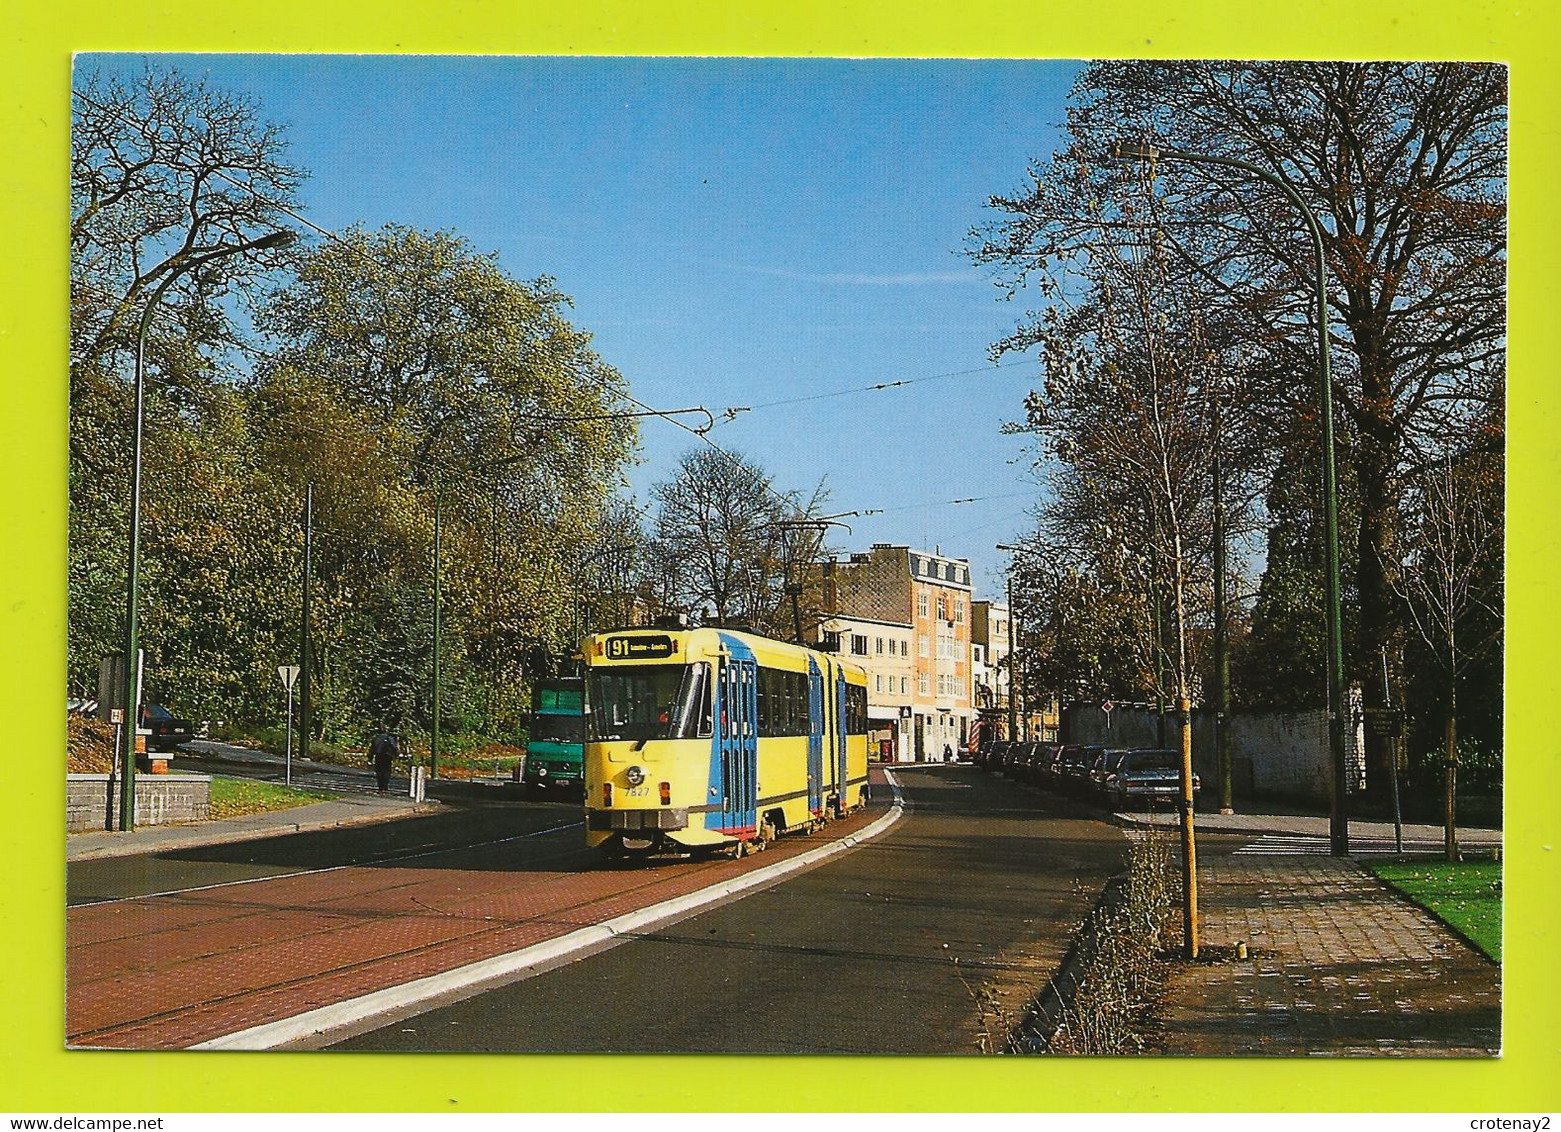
[
  {"x1": 1018, "y1": 742, "x2": 1058, "y2": 783},
  {"x1": 1106, "y1": 748, "x2": 1200, "y2": 810},
  {"x1": 1006, "y1": 741, "x2": 1034, "y2": 782},
  {"x1": 1038, "y1": 743, "x2": 1076, "y2": 789},
  {"x1": 1000, "y1": 741, "x2": 1029, "y2": 777},
  {"x1": 1059, "y1": 744, "x2": 1100, "y2": 794},
  {"x1": 1089, "y1": 747, "x2": 1134, "y2": 802},
  {"x1": 141, "y1": 703, "x2": 194, "y2": 752},
  {"x1": 977, "y1": 739, "x2": 1008, "y2": 771}
]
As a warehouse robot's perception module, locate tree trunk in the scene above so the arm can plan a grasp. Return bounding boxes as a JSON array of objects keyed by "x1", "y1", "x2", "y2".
[
  {"x1": 1444, "y1": 703, "x2": 1459, "y2": 862},
  {"x1": 1354, "y1": 382, "x2": 1401, "y2": 810},
  {"x1": 1178, "y1": 693, "x2": 1199, "y2": 959}
]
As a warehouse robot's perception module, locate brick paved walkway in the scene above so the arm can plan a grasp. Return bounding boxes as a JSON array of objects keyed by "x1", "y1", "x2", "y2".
[{"x1": 1155, "y1": 854, "x2": 1501, "y2": 1056}]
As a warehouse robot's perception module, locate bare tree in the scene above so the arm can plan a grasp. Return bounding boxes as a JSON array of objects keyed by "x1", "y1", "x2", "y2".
[
  {"x1": 1011, "y1": 184, "x2": 1225, "y2": 957},
  {"x1": 647, "y1": 447, "x2": 828, "y2": 633},
  {"x1": 71, "y1": 65, "x2": 304, "y2": 381},
  {"x1": 1392, "y1": 444, "x2": 1503, "y2": 859},
  {"x1": 974, "y1": 61, "x2": 1507, "y2": 795}
]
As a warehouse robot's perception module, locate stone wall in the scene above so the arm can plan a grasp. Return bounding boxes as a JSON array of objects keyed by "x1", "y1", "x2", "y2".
[
  {"x1": 68, "y1": 773, "x2": 211, "y2": 833},
  {"x1": 1062, "y1": 703, "x2": 1347, "y2": 807}
]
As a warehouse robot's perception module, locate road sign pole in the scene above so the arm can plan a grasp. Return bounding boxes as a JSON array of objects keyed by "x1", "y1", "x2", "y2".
[
  {"x1": 279, "y1": 665, "x2": 301, "y2": 788},
  {"x1": 1381, "y1": 647, "x2": 1403, "y2": 856}
]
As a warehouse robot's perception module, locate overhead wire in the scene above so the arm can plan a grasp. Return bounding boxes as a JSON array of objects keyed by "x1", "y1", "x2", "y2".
[
  {"x1": 713, "y1": 358, "x2": 1034, "y2": 424},
  {"x1": 75, "y1": 85, "x2": 1043, "y2": 546}
]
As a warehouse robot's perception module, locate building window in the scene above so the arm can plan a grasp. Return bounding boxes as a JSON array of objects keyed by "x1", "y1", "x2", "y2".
[
  {"x1": 876, "y1": 675, "x2": 883, "y2": 693},
  {"x1": 823, "y1": 630, "x2": 840, "y2": 652},
  {"x1": 936, "y1": 595, "x2": 948, "y2": 620},
  {"x1": 955, "y1": 599, "x2": 965, "y2": 624},
  {"x1": 852, "y1": 634, "x2": 869, "y2": 656},
  {"x1": 918, "y1": 674, "x2": 929, "y2": 696},
  {"x1": 918, "y1": 634, "x2": 929, "y2": 657},
  {"x1": 901, "y1": 677, "x2": 908, "y2": 694},
  {"x1": 917, "y1": 593, "x2": 929, "y2": 617},
  {"x1": 875, "y1": 636, "x2": 884, "y2": 654}
]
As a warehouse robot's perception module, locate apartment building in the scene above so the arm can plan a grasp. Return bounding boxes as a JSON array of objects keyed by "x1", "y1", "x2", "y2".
[
  {"x1": 815, "y1": 613, "x2": 914, "y2": 761},
  {"x1": 816, "y1": 544, "x2": 972, "y2": 762}
]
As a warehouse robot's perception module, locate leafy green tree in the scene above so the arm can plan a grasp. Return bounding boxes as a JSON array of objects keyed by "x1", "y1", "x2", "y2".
[{"x1": 252, "y1": 225, "x2": 639, "y2": 743}]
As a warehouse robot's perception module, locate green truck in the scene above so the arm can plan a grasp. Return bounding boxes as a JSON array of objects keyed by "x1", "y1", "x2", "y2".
[{"x1": 521, "y1": 677, "x2": 584, "y2": 793}]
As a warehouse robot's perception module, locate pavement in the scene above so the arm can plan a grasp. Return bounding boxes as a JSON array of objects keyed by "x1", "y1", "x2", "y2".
[
  {"x1": 1115, "y1": 805, "x2": 1502, "y2": 1056},
  {"x1": 66, "y1": 750, "x2": 1504, "y2": 1055}
]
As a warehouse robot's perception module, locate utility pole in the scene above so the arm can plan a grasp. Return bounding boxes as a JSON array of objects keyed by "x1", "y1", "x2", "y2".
[
  {"x1": 299, "y1": 482, "x2": 314, "y2": 766},
  {"x1": 1213, "y1": 382, "x2": 1233, "y2": 814},
  {"x1": 431, "y1": 492, "x2": 442, "y2": 781},
  {"x1": 1006, "y1": 570, "x2": 1017, "y2": 743}
]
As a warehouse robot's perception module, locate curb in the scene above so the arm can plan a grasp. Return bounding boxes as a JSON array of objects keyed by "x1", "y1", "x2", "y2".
[{"x1": 66, "y1": 801, "x2": 443, "y2": 863}]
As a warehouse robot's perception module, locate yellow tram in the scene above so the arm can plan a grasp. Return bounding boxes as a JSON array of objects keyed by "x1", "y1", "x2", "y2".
[{"x1": 581, "y1": 625, "x2": 870, "y2": 856}]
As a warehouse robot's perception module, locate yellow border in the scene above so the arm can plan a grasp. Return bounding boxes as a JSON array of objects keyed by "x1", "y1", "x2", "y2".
[{"x1": 5, "y1": 0, "x2": 1557, "y2": 1114}]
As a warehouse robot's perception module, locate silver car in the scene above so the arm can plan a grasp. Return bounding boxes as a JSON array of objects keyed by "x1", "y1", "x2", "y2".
[{"x1": 1106, "y1": 748, "x2": 1199, "y2": 809}]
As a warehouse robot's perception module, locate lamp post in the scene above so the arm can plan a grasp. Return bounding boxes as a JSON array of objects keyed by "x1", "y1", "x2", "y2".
[
  {"x1": 118, "y1": 230, "x2": 296, "y2": 831},
  {"x1": 996, "y1": 544, "x2": 1046, "y2": 743},
  {"x1": 1107, "y1": 140, "x2": 1349, "y2": 856}
]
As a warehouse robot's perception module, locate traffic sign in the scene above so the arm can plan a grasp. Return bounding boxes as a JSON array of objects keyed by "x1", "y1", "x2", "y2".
[
  {"x1": 278, "y1": 665, "x2": 301, "y2": 690},
  {"x1": 1102, "y1": 700, "x2": 1115, "y2": 713}
]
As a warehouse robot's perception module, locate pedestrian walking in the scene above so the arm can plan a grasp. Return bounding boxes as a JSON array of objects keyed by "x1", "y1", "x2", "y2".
[
  {"x1": 370, "y1": 730, "x2": 399, "y2": 793},
  {"x1": 942, "y1": 742, "x2": 954, "y2": 763}
]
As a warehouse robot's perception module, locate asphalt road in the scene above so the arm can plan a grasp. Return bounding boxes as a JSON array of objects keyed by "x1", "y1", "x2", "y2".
[{"x1": 324, "y1": 765, "x2": 1128, "y2": 1054}]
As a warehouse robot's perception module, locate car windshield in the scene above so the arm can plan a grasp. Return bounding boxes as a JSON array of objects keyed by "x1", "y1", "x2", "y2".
[
  {"x1": 531, "y1": 713, "x2": 584, "y2": 743},
  {"x1": 586, "y1": 663, "x2": 711, "y2": 742},
  {"x1": 1128, "y1": 751, "x2": 1180, "y2": 772}
]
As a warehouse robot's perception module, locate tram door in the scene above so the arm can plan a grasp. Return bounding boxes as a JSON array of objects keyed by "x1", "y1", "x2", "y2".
[
  {"x1": 807, "y1": 660, "x2": 824, "y2": 815},
  {"x1": 719, "y1": 658, "x2": 758, "y2": 834},
  {"x1": 834, "y1": 676, "x2": 849, "y2": 808}
]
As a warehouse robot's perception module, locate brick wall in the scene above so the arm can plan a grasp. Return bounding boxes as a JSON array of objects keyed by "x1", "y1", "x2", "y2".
[{"x1": 68, "y1": 773, "x2": 212, "y2": 832}]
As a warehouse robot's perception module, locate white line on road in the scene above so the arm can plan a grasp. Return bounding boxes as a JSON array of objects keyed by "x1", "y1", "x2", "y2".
[{"x1": 190, "y1": 772, "x2": 907, "y2": 1051}]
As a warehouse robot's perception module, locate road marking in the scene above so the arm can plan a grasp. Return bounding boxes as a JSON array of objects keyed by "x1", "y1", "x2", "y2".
[
  {"x1": 190, "y1": 772, "x2": 907, "y2": 1051},
  {"x1": 70, "y1": 821, "x2": 585, "y2": 909},
  {"x1": 1231, "y1": 833, "x2": 1497, "y2": 857}
]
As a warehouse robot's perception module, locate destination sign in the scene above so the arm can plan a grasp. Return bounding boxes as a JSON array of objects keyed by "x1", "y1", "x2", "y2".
[{"x1": 605, "y1": 634, "x2": 676, "y2": 660}]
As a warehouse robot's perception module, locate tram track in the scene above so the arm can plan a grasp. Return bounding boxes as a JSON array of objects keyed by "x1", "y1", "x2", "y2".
[{"x1": 66, "y1": 781, "x2": 893, "y2": 1050}]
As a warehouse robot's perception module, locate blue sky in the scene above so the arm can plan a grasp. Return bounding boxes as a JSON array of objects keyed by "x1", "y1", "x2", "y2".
[{"x1": 83, "y1": 54, "x2": 1084, "y2": 597}]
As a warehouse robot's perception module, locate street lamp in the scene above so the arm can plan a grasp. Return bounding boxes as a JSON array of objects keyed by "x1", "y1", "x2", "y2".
[
  {"x1": 997, "y1": 543, "x2": 1057, "y2": 742},
  {"x1": 1106, "y1": 139, "x2": 1350, "y2": 856},
  {"x1": 118, "y1": 229, "x2": 296, "y2": 831}
]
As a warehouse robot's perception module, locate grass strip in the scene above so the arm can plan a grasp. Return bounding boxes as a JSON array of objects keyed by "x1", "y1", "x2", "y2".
[
  {"x1": 1367, "y1": 859, "x2": 1502, "y2": 963},
  {"x1": 208, "y1": 776, "x2": 338, "y2": 820}
]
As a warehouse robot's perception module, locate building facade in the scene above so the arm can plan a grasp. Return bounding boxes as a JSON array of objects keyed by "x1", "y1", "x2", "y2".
[
  {"x1": 971, "y1": 599, "x2": 1011, "y2": 750},
  {"x1": 814, "y1": 613, "x2": 914, "y2": 761},
  {"x1": 817, "y1": 544, "x2": 973, "y2": 762}
]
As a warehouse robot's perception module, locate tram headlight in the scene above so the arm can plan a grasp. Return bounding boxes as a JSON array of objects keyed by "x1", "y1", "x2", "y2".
[{"x1": 625, "y1": 764, "x2": 646, "y2": 787}]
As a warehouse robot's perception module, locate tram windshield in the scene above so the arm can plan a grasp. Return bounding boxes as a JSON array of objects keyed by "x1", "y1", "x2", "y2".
[{"x1": 587, "y1": 662, "x2": 712, "y2": 742}]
